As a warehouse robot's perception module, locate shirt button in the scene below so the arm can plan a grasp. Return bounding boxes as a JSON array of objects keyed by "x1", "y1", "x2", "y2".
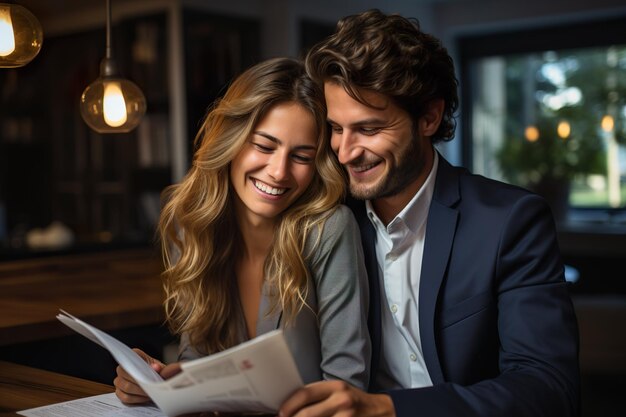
[
  {"x1": 409, "y1": 353, "x2": 417, "y2": 361},
  {"x1": 390, "y1": 304, "x2": 398, "y2": 313}
]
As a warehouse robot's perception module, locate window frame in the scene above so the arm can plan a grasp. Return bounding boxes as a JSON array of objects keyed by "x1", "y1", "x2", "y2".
[{"x1": 456, "y1": 15, "x2": 626, "y2": 224}]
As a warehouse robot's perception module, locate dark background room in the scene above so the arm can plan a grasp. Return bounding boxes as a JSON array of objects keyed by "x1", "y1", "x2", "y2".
[{"x1": 1, "y1": 0, "x2": 625, "y2": 415}]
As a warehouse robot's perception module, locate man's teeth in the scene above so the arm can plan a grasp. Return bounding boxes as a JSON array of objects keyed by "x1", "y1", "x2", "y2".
[
  {"x1": 353, "y1": 162, "x2": 377, "y2": 173},
  {"x1": 254, "y1": 180, "x2": 286, "y2": 195}
]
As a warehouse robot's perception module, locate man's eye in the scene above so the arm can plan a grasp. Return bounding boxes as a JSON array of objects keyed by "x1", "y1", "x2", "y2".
[
  {"x1": 330, "y1": 126, "x2": 343, "y2": 134},
  {"x1": 360, "y1": 127, "x2": 381, "y2": 135}
]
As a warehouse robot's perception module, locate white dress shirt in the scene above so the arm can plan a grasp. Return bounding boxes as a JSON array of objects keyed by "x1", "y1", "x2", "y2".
[{"x1": 366, "y1": 152, "x2": 438, "y2": 389}]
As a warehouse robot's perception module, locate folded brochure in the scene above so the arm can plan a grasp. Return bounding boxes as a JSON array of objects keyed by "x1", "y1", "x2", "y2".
[{"x1": 56, "y1": 310, "x2": 303, "y2": 416}]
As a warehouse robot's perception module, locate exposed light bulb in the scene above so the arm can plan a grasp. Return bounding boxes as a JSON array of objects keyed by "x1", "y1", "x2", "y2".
[
  {"x1": 79, "y1": 0, "x2": 145, "y2": 133},
  {"x1": 103, "y1": 81, "x2": 128, "y2": 127},
  {"x1": 80, "y1": 75, "x2": 146, "y2": 133},
  {"x1": 0, "y1": 6, "x2": 16, "y2": 56},
  {"x1": 0, "y1": 3, "x2": 43, "y2": 67}
]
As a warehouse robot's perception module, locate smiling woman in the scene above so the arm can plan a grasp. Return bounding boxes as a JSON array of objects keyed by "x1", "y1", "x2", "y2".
[
  {"x1": 231, "y1": 102, "x2": 318, "y2": 225},
  {"x1": 112, "y1": 57, "x2": 371, "y2": 406}
]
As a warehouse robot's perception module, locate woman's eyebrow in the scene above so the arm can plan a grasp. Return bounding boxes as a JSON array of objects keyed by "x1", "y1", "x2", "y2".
[
  {"x1": 254, "y1": 131, "x2": 317, "y2": 151},
  {"x1": 254, "y1": 131, "x2": 281, "y2": 144}
]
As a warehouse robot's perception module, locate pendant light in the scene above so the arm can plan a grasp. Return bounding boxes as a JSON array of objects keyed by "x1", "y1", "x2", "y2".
[
  {"x1": 80, "y1": 0, "x2": 146, "y2": 133},
  {"x1": 0, "y1": 2, "x2": 43, "y2": 68}
]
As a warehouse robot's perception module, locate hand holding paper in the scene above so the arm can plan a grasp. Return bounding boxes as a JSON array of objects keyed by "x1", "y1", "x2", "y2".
[
  {"x1": 114, "y1": 347, "x2": 168, "y2": 404},
  {"x1": 56, "y1": 310, "x2": 303, "y2": 416}
]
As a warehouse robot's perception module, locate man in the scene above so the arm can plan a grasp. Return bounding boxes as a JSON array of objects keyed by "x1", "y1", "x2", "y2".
[{"x1": 280, "y1": 9, "x2": 580, "y2": 417}]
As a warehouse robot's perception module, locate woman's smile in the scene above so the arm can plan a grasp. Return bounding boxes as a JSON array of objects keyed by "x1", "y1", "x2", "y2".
[{"x1": 252, "y1": 178, "x2": 288, "y2": 196}]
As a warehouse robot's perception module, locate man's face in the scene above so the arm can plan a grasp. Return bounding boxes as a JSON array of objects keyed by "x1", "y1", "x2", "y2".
[{"x1": 324, "y1": 82, "x2": 430, "y2": 201}]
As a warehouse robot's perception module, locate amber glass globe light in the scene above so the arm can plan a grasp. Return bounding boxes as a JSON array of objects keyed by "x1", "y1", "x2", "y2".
[
  {"x1": 80, "y1": 58, "x2": 147, "y2": 133},
  {"x1": 79, "y1": 0, "x2": 146, "y2": 133},
  {"x1": 0, "y1": 3, "x2": 43, "y2": 68}
]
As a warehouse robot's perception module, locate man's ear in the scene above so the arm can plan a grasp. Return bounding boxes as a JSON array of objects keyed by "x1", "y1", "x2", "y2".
[{"x1": 418, "y1": 99, "x2": 444, "y2": 136}]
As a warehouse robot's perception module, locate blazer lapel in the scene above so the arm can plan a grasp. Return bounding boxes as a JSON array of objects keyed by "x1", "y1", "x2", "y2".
[
  {"x1": 419, "y1": 156, "x2": 460, "y2": 384},
  {"x1": 362, "y1": 216, "x2": 381, "y2": 389}
]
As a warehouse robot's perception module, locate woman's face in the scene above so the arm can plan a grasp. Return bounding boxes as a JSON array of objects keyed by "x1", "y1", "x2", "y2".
[{"x1": 230, "y1": 102, "x2": 318, "y2": 225}]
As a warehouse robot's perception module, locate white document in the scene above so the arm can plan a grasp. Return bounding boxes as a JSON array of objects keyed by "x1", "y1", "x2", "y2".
[
  {"x1": 19, "y1": 393, "x2": 165, "y2": 417},
  {"x1": 54, "y1": 310, "x2": 303, "y2": 416}
]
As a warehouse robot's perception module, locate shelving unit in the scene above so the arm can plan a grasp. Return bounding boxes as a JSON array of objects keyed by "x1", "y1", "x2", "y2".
[{"x1": 0, "y1": 5, "x2": 261, "y2": 258}]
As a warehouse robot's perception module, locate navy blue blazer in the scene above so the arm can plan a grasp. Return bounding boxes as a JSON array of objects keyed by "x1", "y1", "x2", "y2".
[{"x1": 348, "y1": 155, "x2": 580, "y2": 417}]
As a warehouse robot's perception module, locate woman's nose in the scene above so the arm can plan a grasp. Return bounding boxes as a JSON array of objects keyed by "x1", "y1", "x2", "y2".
[{"x1": 268, "y1": 152, "x2": 289, "y2": 181}]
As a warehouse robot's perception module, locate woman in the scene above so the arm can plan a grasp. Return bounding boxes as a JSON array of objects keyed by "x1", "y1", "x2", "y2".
[{"x1": 114, "y1": 57, "x2": 370, "y2": 404}]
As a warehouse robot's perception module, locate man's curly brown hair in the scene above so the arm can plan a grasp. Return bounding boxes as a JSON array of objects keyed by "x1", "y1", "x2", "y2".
[{"x1": 305, "y1": 9, "x2": 459, "y2": 143}]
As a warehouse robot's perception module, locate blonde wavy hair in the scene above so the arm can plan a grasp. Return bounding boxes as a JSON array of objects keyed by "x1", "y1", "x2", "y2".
[{"x1": 159, "y1": 57, "x2": 346, "y2": 355}]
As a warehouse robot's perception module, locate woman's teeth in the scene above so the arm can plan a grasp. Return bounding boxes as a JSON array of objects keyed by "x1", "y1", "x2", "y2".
[{"x1": 254, "y1": 179, "x2": 286, "y2": 195}]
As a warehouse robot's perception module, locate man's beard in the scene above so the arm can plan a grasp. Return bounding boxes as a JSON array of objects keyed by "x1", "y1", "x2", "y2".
[{"x1": 349, "y1": 136, "x2": 425, "y2": 201}]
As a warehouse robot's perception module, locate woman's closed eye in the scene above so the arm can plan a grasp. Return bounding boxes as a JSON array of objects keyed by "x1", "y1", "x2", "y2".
[
  {"x1": 291, "y1": 152, "x2": 314, "y2": 164},
  {"x1": 252, "y1": 142, "x2": 274, "y2": 153}
]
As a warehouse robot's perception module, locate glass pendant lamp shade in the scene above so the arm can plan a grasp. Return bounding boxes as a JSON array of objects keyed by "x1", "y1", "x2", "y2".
[
  {"x1": 0, "y1": 3, "x2": 43, "y2": 68},
  {"x1": 79, "y1": 0, "x2": 146, "y2": 133},
  {"x1": 80, "y1": 60, "x2": 147, "y2": 133}
]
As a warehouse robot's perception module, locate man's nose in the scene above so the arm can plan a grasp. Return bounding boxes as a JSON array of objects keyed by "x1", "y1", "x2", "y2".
[{"x1": 333, "y1": 131, "x2": 360, "y2": 165}]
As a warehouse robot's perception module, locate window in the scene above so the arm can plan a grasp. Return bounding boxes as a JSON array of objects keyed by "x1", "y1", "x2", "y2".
[{"x1": 458, "y1": 16, "x2": 626, "y2": 226}]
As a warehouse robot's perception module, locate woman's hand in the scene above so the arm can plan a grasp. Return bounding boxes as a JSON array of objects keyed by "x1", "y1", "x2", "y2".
[{"x1": 114, "y1": 348, "x2": 181, "y2": 404}]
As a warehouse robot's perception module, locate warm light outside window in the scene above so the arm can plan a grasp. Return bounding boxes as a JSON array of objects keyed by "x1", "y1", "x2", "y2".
[{"x1": 465, "y1": 42, "x2": 626, "y2": 221}]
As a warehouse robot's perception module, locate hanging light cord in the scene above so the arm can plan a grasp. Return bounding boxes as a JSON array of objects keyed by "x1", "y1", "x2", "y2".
[
  {"x1": 100, "y1": 0, "x2": 117, "y2": 77},
  {"x1": 105, "y1": 0, "x2": 112, "y2": 60}
]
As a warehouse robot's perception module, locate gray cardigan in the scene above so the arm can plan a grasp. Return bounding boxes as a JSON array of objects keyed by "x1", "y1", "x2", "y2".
[{"x1": 178, "y1": 205, "x2": 371, "y2": 389}]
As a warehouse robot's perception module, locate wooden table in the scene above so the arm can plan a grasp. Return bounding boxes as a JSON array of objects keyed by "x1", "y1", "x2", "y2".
[
  {"x1": 0, "y1": 361, "x2": 275, "y2": 417},
  {"x1": 0, "y1": 248, "x2": 165, "y2": 346},
  {"x1": 0, "y1": 360, "x2": 114, "y2": 416}
]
